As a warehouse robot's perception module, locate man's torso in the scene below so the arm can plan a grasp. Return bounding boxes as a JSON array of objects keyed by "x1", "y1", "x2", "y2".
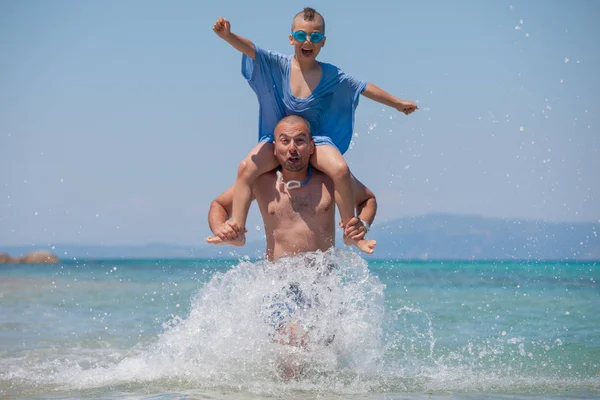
[{"x1": 253, "y1": 170, "x2": 336, "y2": 260}]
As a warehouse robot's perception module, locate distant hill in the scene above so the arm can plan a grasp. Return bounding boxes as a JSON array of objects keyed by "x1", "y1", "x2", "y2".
[
  {"x1": 370, "y1": 213, "x2": 599, "y2": 260},
  {"x1": 1, "y1": 214, "x2": 598, "y2": 261}
]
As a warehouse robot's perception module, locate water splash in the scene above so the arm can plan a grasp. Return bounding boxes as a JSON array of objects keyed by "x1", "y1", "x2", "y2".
[
  {"x1": 8, "y1": 249, "x2": 387, "y2": 395},
  {"x1": 2, "y1": 252, "x2": 599, "y2": 397}
]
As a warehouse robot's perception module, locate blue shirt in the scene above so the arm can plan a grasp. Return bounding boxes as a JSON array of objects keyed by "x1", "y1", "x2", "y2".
[{"x1": 242, "y1": 44, "x2": 367, "y2": 154}]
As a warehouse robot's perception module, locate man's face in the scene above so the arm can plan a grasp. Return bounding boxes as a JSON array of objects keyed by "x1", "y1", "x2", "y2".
[
  {"x1": 274, "y1": 122, "x2": 314, "y2": 172},
  {"x1": 289, "y1": 18, "x2": 326, "y2": 61}
]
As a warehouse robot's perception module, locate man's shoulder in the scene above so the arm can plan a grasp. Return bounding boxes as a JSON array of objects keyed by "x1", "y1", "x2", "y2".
[
  {"x1": 254, "y1": 170, "x2": 278, "y2": 191},
  {"x1": 312, "y1": 168, "x2": 334, "y2": 187}
]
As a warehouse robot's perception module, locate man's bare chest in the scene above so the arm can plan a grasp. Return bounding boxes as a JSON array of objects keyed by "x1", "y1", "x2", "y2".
[{"x1": 267, "y1": 189, "x2": 332, "y2": 219}]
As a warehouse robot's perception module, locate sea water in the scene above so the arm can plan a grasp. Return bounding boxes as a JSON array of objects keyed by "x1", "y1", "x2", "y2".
[{"x1": 1, "y1": 248, "x2": 598, "y2": 399}]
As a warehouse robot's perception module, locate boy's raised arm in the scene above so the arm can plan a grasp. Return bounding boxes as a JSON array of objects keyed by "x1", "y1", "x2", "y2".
[
  {"x1": 213, "y1": 17, "x2": 256, "y2": 60},
  {"x1": 362, "y1": 83, "x2": 418, "y2": 115}
]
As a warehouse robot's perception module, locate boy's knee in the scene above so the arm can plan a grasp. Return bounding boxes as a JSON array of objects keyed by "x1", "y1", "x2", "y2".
[
  {"x1": 329, "y1": 160, "x2": 351, "y2": 181},
  {"x1": 237, "y1": 158, "x2": 257, "y2": 180}
]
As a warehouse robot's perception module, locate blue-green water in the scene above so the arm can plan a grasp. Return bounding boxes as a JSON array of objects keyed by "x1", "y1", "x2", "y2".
[{"x1": 1, "y1": 249, "x2": 598, "y2": 399}]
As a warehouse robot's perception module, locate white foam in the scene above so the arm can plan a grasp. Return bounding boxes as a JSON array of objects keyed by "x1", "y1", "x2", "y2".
[
  {"x1": 3, "y1": 250, "x2": 599, "y2": 396},
  {"x1": 22, "y1": 249, "x2": 387, "y2": 394}
]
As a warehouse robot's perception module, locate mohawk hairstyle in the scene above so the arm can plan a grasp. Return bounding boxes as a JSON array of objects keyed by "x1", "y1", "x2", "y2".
[{"x1": 292, "y1": 7, "x2": 326, "y2": 34}]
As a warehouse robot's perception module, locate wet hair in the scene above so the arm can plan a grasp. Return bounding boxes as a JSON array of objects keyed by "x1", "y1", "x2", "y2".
[
  {"x1": 292, "y1": 7, "x2": 325, "y2": 34},
  {"x1": 275, "y1": 115, "x2": 313, "y2": 140}
]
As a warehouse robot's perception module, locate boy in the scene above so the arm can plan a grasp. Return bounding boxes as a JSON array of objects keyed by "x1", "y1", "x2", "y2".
[{"x1": 210, "y1": 7, "x2": 417, "y2": 253}]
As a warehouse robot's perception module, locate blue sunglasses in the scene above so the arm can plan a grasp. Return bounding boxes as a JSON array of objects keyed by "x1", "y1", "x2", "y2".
[{"x1": 291, "y1": 30, "x2": 325, "y2": 43}]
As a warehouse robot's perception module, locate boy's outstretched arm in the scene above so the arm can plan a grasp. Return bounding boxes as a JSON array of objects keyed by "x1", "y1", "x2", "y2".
[
  {"x1": 213, "y1": 17, "x2": 256, "y2": 60},
  {"x1": 361, "y1": 83, "x2": 418, "y2": 115}
]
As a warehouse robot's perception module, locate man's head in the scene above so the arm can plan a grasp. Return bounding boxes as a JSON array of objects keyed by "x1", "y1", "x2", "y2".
[
  {"x1": 273, "y1": 115, "x2": 315, "y2": 172},
  {"x1": 289, "y1": 7, "x2": 326, "y2": 61}
]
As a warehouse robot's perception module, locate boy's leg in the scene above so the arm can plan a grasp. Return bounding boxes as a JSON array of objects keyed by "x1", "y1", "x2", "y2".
[
  {"x1": 310, "y1": 145, "x2": 355, "y2": 229},
  {"x1": 310, "y1": 145, "x2": 376, "y2": 255},
  {"x1": 230, "y1": 142, "x2": 278, "y2": 243}
]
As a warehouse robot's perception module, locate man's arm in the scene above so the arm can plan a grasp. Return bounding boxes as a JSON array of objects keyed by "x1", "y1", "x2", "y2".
[
  {"x1": 208, "y1": 184, "x2": 235, "y2": 235},
  {"x1": 353, "y1": 177, "x2": 377, "y2": 227},
  {"x1": 213, "y1": 17, "x2": 256, "y2": 60},
  {"x1": 207, "y1": 184, "x2": 255, "y2": 242},
  {"x1": 341, "y1": 177, "x2": 378, "y2": 241},
  {"x1": 361, "y1": 83, "x2": 418, "y2": 115}
]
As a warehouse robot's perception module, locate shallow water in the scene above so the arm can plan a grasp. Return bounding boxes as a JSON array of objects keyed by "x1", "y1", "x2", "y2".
[{"x1": 1, "y1": 249, "x2": 598, "y2": 399}]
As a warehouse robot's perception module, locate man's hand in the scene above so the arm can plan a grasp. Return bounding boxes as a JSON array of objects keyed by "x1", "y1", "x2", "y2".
[
  {"x1": 206, "y1": 220, "x2": 247, "y2": 247},
  {"x1": 213, "y1": 220, "x2": 243, "y2": 241},
  {"x1": 395, "y1": 100, "x2": 418, "y2": 115},
  {"x1": 213, "y1": 17, "x2": 232, "y2": 39},
  {"x1": 339, "y1": 217, "x2": 367, "y2": 241}
]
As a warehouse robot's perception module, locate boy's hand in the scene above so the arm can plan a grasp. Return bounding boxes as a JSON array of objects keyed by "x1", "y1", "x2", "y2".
[
  {"x1": 213, "y1": 17, "x2": 232, "y2": 39},
  {"x1": 395, "y1": 100, "x2": 418, "y2": 115}
]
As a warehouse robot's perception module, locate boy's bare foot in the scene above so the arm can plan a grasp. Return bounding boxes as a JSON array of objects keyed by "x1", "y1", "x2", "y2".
[
  {"x1": 344, "y1": 234, "x2": 376, "y2": 254},
  {"x1": 355, "y1": 238, "x2": 376, "y2": 254},
  {"x1": 206, "y1": 230, "x2": 246, "y2": 246}
]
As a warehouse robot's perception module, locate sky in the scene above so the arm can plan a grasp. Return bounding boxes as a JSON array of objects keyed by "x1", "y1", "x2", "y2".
[{"x1": 1, "y1": 0, "x2": 599, "y2": 247}]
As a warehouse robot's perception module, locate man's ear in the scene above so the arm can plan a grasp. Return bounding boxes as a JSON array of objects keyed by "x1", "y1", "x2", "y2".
[
  {"x1": 321, "y1": 37, "x2": 326, "y2": 48},
  {"x1": 289, "y1": 34, "x2": 295, "y2": 46}
]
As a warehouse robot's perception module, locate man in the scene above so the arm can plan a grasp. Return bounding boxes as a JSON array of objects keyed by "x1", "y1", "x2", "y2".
[
  {"x1": 206, "y1": 115, "x2": 377, "y2": 261},
  {"x1": 206, "y1": 115, "x2": 377, "y2": 379}
]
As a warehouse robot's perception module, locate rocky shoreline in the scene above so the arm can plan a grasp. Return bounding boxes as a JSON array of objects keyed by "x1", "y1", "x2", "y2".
[{"x1": 0, "y1": 251, "x2": 60, "y2": 264}]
